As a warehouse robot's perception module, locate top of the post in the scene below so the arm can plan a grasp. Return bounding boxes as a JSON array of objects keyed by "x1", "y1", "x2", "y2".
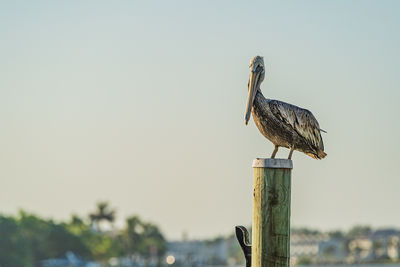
[{"x1": 252, "y1": 158, "x2": 293, "y2": 169}]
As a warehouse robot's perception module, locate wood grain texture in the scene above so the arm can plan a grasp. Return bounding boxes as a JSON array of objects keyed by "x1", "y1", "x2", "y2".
[
  {"x1": 252, "y1": 158, "x2": 293, "y2": 169},
  {"x1": 252, "y1": 166, "x2": 292, "y2": 267}
]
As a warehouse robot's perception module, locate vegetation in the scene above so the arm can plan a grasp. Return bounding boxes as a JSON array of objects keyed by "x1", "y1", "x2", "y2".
[
  {"x1": 347, "y1": 225, "x2": 372, "y2": 238},
  {"x1": 328, "y1": 230, "x2": 344, "y2": 239},
  {"x1": 89, "y1": 201, "x2": 116, "y2": 232},
  {"x1": 296, "y1": 255, "x2": 313, "y2": 265},
  {"x1": 0, "y1": 206, "x2": 396, "y2": 267},
  {"x1": 0, "y1": 202, "x2": 166, "y2": 267},
  {"x1": 291, "y1": 227, "x2": 321, "y2": 235}
]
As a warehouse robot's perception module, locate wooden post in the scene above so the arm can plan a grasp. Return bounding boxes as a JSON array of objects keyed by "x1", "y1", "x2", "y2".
[{"x1": 251, "y1": 158, "x2": 293, "y2": 267}]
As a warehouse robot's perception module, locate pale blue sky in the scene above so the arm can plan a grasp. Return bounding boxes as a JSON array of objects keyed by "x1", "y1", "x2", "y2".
[{"x1": 1, "y1": 1, "x2": 399, "y2": 239}]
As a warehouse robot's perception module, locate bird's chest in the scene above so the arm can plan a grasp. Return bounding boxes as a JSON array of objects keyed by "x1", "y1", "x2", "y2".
[{"x1": 252, "y1": 96, "x2": 293, "y2": 148}]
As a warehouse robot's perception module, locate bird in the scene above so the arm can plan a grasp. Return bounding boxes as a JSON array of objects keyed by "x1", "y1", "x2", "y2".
[{"x1": 244, "y1": 56, "x2": 327, "y2": 160}]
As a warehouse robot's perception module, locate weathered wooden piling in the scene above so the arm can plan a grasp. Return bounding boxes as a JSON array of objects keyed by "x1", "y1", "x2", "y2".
[{"x1": 252, "y1": 158, "x2": 293, "y2": 267}]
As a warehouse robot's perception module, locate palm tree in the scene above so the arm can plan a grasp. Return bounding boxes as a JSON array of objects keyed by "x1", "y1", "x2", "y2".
[
  {"x1": 123, "y1": 216, "x2": 166, "y2": 262},
  {"x1": 89, "y1": 201, "x2": 116, "y2": 232}
]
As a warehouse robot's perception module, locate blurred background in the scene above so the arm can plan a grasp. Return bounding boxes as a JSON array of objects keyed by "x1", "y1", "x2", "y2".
[{"x1": 1, "y1": 1, "x2": 399, "y2": 266}]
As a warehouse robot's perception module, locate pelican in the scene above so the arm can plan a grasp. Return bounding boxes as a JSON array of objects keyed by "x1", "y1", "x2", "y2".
[{"x1": 245, "y1": 56, "x2": 327, "y2": 159}]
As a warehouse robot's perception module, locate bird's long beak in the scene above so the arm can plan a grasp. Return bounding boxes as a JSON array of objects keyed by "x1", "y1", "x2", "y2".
[{"x1": 245, "y1": 70, "x2": 259, "y2": 125}]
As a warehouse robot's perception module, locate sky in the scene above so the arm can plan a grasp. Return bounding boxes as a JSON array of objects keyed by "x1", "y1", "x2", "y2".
[{"x1": 0, "y1": 1, "x2": 399, "y2": 240}]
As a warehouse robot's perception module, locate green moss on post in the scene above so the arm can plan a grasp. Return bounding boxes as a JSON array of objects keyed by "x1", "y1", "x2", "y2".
[{"x1": 252, "y1": 158, "x2": 293, "y2": 267}]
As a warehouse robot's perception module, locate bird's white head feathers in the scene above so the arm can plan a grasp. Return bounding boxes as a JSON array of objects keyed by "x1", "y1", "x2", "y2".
[{"x1": 249, "y1": 56, "x2": 265, "y2": 72}]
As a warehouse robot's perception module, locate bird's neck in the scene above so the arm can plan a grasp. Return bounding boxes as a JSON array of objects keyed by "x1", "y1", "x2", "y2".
[
  {"x1": 253, "y1": 89, "x2": 268, "y2": 110},
  {"x1": 255, "y1": 89, "x2": 265, "y2": 101}
]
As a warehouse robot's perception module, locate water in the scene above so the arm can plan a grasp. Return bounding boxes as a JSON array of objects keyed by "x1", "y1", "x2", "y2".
[
  {"x1": 212, "y1": 265, "x2": 400, "y2": 267},
  {"x1": 298, "y1": 265, "x2": 400, "y2": 267}
]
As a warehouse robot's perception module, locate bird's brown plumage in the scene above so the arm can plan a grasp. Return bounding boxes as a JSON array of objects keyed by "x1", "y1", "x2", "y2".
[
  {"x1": 269, "y1": 100, "x2": 326, "y2": 159},
  {"x1": 245, "y1": 55, "x2": 327, "y2": 159}
]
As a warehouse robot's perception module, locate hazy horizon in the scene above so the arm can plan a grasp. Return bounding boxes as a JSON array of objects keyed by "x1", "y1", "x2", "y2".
[{"x1": 1, "y1": 1, "x2": 399, "y2": 240}]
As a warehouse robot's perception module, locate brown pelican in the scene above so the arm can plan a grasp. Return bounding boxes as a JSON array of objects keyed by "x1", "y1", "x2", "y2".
[{"x1": 245, "y1": 56, "x2": 327, "y2": 159}]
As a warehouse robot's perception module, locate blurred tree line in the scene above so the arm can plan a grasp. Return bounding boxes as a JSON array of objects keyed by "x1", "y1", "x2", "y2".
[
  {"x1": 291, "y1": 225, "x2": 373, "y2": 239},
  {"x1": 0, "y1": 202, "x2": 166, "y2": 267}
]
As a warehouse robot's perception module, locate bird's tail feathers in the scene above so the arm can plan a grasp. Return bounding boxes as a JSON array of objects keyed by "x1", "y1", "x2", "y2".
[
  {"x1": 307, "y1": 150, "x2": 327, "y2": 159},
  {"x1": 318, "y1": 150, "x2": 327, "y2": 159}
]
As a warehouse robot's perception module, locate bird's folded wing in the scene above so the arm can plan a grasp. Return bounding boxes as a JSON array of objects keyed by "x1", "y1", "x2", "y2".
[{"x1": 269, "y1": 100, "x2": 324, "y2": 150}]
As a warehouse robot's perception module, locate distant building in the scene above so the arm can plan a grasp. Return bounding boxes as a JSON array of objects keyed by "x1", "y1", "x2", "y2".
[
  {"x1": 290, "y1": 233, "x2": 327, "y2": 264},
  {"x1": 318, "y1": 238, "x2": 346, "y2": 263},
  {"x1": 165, "y1": 227, "x2": 400, "y2": 266},
  {"x1": 345, "y1": 228, "x2": 400, "y2": 263},
  {"x1": 370, "y1": 228, "x2": 400, "y2": 261}
]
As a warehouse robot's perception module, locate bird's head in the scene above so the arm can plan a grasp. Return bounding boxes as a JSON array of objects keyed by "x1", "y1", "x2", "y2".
[{"x1": 245, "y1": 56, "x2": 265, "y2": 125}]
